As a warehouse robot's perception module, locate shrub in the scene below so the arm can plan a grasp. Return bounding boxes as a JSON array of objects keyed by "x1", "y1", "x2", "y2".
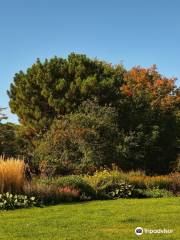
[
  {"x1": 97, "y1": 181, "x2": 133, "y2": 199},
  {"x1": 24, "y1": 182, "x2": 81, "y2": 205},
  {"x1": 34, "y1": 100, "x2": 119, "y2": 175},
  {"x1": 84, "y1": 170, "x2": 134, "y2": 199},
  {"x1": 143, "y1": 188, "x2": 174, "y2": 198},
  {"x1": 51, "y1": 176, "x2": 96, "y2": 200},
  {"x1": 132, "y1": 188, "x2": 174, "y2": 198},
  {"x1": 0, "y1": 192, "x2": 37, "y2": 210},
  {"x1": 84, "y1": 169, "x2": 126, "y2": 188},
  {"x1": 27, "y1": 175, "x2": 96, "y2": 203},
  {"x1": 58, "y1": 187, "x2": 80, "y2": 201},
  {"x1": 25, "y1": 183, "x2": 59, "y2": 205},
  {"x1": 131, "y1": 189, "x2": 148, "y2": 198},
  {"x1": 85, "y1": 170, "x2": 180, "y2": 196},
  {"x1": 0, "y1": 158, "x2": 25, "y2": 194}
]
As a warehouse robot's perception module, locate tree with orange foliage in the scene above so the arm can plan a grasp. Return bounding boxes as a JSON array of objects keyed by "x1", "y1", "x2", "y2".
[
  {"x1": 120, "y1": 65, "x2": 180, "y2": 109},
  {"x1": 117, "y1": 66, "x2": 180, "y2": 174}
]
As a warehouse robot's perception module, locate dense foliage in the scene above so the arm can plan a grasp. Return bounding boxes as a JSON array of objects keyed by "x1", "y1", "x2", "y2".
[
  {"x1": 25, "y1": 170, "x2": 179, "y2": 206},
  {"x1": 0, "y1": 123, "x2": 28, "y2": 158},
  {"x1": 8, "y1": 53, "x2": 124, "y2": 133},
  {"x1": 25, "y1": 183, "x2": 81, "y2": 205},
  {"x1": 0, "y1": 158, "x2": 179, "y2": 210},
  {"x1": 5, "y1": 54, "x2": 180, "y2": 174},
  {"x1": 34, "y1": 100, "x2": 119, "y2": 175},
  {"x1": 131, "y1": 188, "x2": 174, "y2": 198},
  {"x1": 35, "y1": 175, "x2": 96, "y2": 201},
  {"x1": 0, "y1": 192, "x2": 37, "y2": 210},
  {"x1": 117, "y1": 66, "x2": 180, "y2": 174}
]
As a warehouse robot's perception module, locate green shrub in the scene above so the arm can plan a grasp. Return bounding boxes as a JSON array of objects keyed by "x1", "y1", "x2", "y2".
[
  {"x1": 85, "y1": 170, "x2": 133, "y2": 199},
  {"x1": 97, "y1": 181, "x2": 133, "y2": 199},
  {"x1": 31, "y1": 171, "x2": 180, "y2": 203},
  {"x1": 132, "y1": 188, "x2": 174, "y2": 198},
  {"x1": 0, "y1": 192, "x2": 37, "y2": 210},
  {"x1": 52, "y1": 176, "x2": 96, "y2": 200},
  {"x1": 35, "y1": 176, "x2": 96, "y2": 201},
  {"x1": 85, "y1": 170, "x2": 180, "y2": 197},
  {"x1": 131, "y1": 189, "x2": 148, "y2": 198},
  {"x1": 34, "y1": 100, "x2": 119, "y2": 175},
  {"x1": 84, "y1": 169, "x2": 127, "y2": 189},
  {"x1": 143, "y1": 188, "x2": 174, "y2": 198}
]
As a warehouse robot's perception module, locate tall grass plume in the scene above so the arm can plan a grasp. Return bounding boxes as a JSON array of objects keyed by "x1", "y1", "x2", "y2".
[{"x1": 0, "y1": 157, "x2": 25, "y2": 194}]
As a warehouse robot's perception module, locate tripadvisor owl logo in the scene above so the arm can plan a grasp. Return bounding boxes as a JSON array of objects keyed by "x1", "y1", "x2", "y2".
[
  {"x1": 135, "y1": 227, "x2": 143, "y2": 236},
  {"x1": 135, "y1": 227, "x2": 173, "y2": 235}
]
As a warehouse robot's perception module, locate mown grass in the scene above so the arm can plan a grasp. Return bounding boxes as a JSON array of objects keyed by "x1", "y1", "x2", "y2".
[{"x1": 0, "y1": 198, "x2": 179, "y2": 240}]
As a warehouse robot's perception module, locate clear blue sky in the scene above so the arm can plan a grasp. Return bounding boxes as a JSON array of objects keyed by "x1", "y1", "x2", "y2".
[{"x1": 1, "y1": 0, "x2": 180, "y2": 123}]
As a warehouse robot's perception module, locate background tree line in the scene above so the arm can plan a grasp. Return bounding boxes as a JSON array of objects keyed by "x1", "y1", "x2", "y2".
[{"x1": 1, "y1": 53, "x2": 180, "y2": 175}]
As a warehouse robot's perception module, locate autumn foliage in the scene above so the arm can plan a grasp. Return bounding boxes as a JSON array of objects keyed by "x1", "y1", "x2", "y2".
[
  {"x1": 5, "y1": 55, "x2": 180, "y2": 175},
  {"x1": 121, "y1": 65, "x2": 180, "y2": 109}
]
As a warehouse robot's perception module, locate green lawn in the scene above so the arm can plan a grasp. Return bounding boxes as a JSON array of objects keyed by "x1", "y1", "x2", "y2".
[{"x1": 0, "y1": 198, "x2": 179, "y2": 240}]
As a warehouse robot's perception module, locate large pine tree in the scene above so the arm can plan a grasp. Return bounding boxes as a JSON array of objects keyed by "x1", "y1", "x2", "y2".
[{"x1": 8, "y1": 53, "x2": 124, "y2": 133}]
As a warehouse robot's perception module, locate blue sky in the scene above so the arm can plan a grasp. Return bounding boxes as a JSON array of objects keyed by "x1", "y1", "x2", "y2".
[{"x1": 0, "y1": 0, "x2": 180, "y2": 123}]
